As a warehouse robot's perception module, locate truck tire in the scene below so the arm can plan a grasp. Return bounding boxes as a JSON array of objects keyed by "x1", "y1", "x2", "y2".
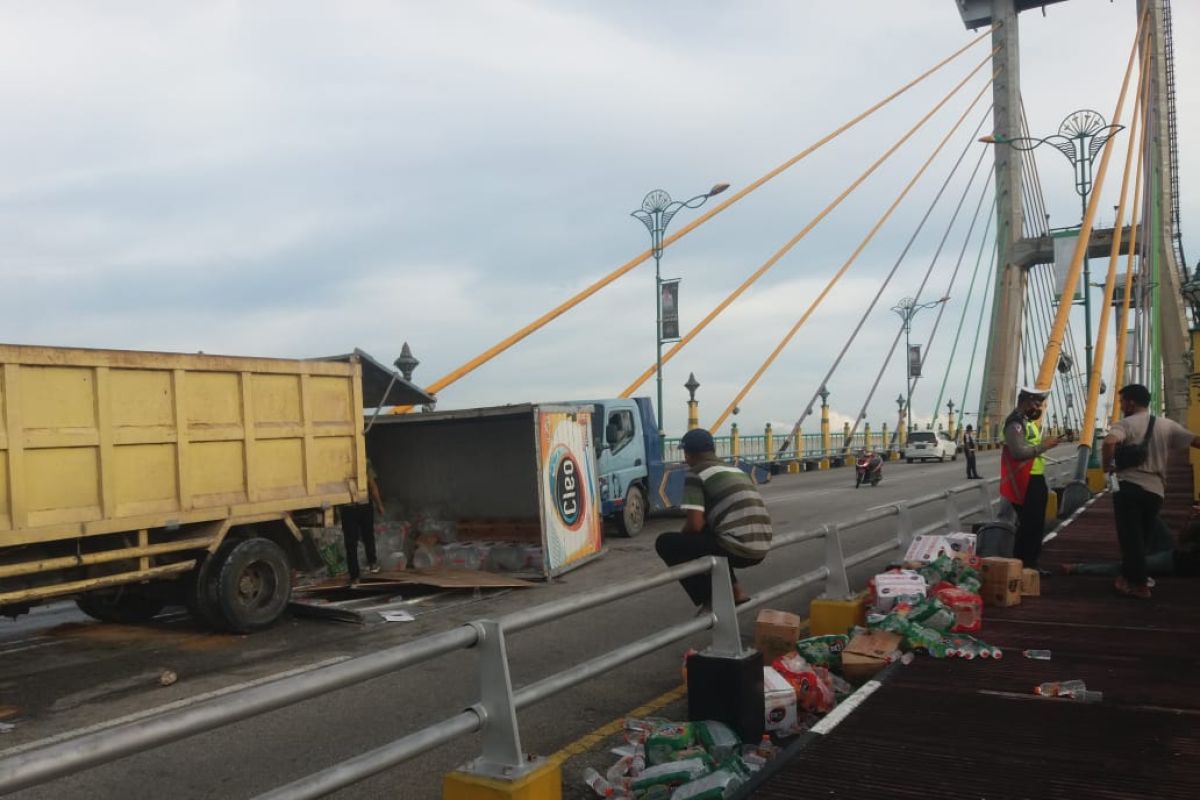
[
  {"x1": 215, "y1": 537, "x2": 292, "y2": 633},
  {"x1": 614, "y1": 485, "x2": 646, "y2": 538},
  {"x1": 76, "y1": 589, "x2": 164, "y2": 624},
  {"x1": 185, "y1": 545, "x2": 235, "y2": 631}
]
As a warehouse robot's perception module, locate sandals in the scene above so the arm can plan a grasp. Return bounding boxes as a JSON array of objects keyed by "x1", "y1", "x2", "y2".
[{"x1": 1114, "y1": 576, "x2": 1151, "y2": 600}]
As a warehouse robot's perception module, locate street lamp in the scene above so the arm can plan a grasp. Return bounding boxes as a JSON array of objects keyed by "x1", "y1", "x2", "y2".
[
  {"x1": 631, "y1": 182, "x2": 730, "y2": 440},
  {"x1": 981, "y1": 110, "x2": 1124, "y2": 390},
  {"x1": 890, "y1": 296, "x2": 948, "y2": 432}
]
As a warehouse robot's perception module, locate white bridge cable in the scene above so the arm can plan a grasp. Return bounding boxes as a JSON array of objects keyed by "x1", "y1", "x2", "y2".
[
  {"x1": 955, "y1": 242, "x2": 998, "y2": 434},
  {"x1": 906, "y1": 153, "x2": 1000, "y2": 428},
  {"x1": 848, "y1": 142, "x2": 999, "y2": 448},
  {"x1": 772, "y1": 108, "x2": 993, "y2": 457},
  {"x1": 921, "y1": 183, "x2": 998, "y2": 424},
  {"x1": 932, "y1": 193, "x2": 995, "y2": 430}
]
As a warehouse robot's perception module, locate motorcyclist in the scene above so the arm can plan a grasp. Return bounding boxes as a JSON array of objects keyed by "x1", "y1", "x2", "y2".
[{"x1": 856, "y1": 447, "x2": 884, "y2": 487}]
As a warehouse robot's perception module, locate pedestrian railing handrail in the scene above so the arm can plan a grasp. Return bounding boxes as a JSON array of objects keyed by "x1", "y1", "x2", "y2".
[{"x1": 0, "y1": 462, "x2": 1069, "y2": 799}]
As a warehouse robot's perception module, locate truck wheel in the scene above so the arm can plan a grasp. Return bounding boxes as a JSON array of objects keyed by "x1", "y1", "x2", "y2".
[
  {"x1": 76, "y1": 589, "x2": 164, "y2": 624},
  {"x1": 614, "y1": 485, "x2": 646, "y2": 538},
  {"x1": 952, "y1": 453, "x2": 958, "y2": 461},
  {"x1": 185, "y1": 546, "x2": 233, "y2": 631},
  {"x1": 215, "y1": 538, "x2": 292, "y2": 633},
  {"x1": 906, "y1": 458, "x2": 913, "y2": 464}
]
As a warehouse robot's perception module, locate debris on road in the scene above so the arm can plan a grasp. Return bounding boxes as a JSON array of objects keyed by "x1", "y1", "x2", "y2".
[{"x1": 159, "y1": 670, "x2": 178, "y2": 687}]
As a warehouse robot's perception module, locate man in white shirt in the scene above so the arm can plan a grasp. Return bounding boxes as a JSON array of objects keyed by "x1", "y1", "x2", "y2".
[{"x1": 1101, "y1": 384, "x2": 1200, "y2": 599}]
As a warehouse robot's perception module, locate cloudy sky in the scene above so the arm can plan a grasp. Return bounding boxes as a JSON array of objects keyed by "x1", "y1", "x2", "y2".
[{"x1": 1, "y1": 1, "x2": 1194, "y2": 435}]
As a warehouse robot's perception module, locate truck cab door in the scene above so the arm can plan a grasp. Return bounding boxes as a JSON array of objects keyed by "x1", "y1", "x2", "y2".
[{"x1": 596, "y1": 403, "x2": 644, "y2": 508}]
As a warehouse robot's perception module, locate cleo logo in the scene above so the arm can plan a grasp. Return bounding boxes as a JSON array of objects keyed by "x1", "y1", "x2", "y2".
[{"x1": 549, "y1": 446, "x2": 586, "y2": 531}]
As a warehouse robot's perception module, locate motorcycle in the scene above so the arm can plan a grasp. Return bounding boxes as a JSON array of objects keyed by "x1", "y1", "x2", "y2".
[{"x1": 855, "y1": 451, "x2": 883, "y2": 488}]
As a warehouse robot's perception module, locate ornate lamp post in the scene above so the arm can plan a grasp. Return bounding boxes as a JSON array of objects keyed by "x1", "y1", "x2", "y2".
[
  {"x1": 890, "y1": 296, "x2": 948, "y2": 432},
  {"x1": 895, "y1": 393, "x2": 906, "y2": 451},
  {"x1": 946, "y1": 398, "x2": 956, "y2": 439},
  {"x1": 684, "y1": 372, "x2": 701, "y2": 431},
  {"x1": 818, "y1": 385, "x2": 831, "y2": 468},
  {"x1": 631, "y1": 182, "x2": 730, "y2": 441},
  {"x1": 394, "y1": 342, "x2": 419, "y2": 382}
]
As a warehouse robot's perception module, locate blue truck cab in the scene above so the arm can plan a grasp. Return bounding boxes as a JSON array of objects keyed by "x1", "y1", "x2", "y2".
[{"x1": 582, "y1": 397, "x2": 768, "y2": 537}]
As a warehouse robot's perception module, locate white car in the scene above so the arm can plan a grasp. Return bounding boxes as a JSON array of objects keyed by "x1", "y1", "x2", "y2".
[{"x1": 905, "y1": 431, "x2": 957, "y2": 463}]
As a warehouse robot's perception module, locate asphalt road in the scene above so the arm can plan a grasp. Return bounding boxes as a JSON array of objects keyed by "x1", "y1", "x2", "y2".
[{"x1": 0, "y1": 448, "x2": 1078, "y2": 799}]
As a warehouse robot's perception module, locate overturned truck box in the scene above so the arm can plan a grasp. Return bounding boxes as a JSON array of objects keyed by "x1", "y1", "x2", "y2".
[{"x1": 368, "y1": 403, "x2": 604, "y2": 578}]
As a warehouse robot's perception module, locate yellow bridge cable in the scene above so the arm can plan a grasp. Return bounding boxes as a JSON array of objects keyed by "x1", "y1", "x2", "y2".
[
  {"x1": 1078, "y1": 35, "x2": 1150, "y2": 452},
  {"x1": 619, "y1": 47, "x2": 998, "y2": 399},
  {"x1": 389, "y1": 29, "x2": 994, "y2": 412},
  {"x1": 1034, "y1": 10, "x2": 1147, "y2": 391},
  {"x1": 708, "y1": 75, "x2": 996, "y2": 432},
  {"x1": 1110, "y1": 52, "x2": 1152, "y2": 424}
]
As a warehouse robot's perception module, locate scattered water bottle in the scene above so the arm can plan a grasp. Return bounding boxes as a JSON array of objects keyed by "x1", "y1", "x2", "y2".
[
  {"x1": 1023, "y1": 649, "x2": 1052, "y2": 661},
  {"x1": 1075, "y1": 689, "x2": 1104, "y2": 703},
  {"x1": 582, "y1": 766, "x2": 614, "y2": 797},
  {"x1": 1035, "y1": 679, "x2": 1086, "y2": 697},
  {"x1": 755, "y1": 734, "x2": 780, "y2": 761},
  {"x1": 605, "y1": 755, "x2": 633, "y2": 783}
]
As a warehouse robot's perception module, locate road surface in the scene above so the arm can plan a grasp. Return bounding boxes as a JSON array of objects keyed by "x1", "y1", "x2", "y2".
[{"x1": 0, "y1": 449, "x2": 1078, "y2": 799}]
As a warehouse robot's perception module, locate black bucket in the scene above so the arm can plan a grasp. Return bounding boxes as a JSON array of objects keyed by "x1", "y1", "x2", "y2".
[{"x1": 975, "y1": 520, "x2": 1016, "y2": 558}]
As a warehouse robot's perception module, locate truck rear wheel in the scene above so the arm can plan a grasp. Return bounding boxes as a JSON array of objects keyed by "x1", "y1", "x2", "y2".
[
  {"x1": 76, "y1": 588, "x2": 165, "y2": 624},
  {"x1": 185, "y1": 545, "x2": 234, "y2": 631},
  {"x1": 215, "y1": 537, "x2": 292, "y2": 633},
  {"x1": 614, "y1": 485, "x2": 646, "y2": 538}
]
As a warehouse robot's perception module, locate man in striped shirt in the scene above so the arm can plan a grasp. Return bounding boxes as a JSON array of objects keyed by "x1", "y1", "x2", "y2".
[{"x1": 655, "y1": 428, "x2": 773, "y2": 611}]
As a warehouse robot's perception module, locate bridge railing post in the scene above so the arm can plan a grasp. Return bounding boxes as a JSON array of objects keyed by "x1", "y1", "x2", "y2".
[{"x1": 823, "y1": 523, "x2": 850, "y2": 598}]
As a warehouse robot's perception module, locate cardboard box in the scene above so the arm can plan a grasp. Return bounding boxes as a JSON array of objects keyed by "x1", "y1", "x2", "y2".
[
  {"x1": 840, "y1": 630, "x2": 903, "y2": 682},
  {"x1": 762, "y1": 666, "x2": 798, "y2": 733},
  {"x1": 945, "y1": 532, "x2": 977, "y2": 557},
  {"x1": 754, "y1": 609, "x2": 802, "y2": 663},
  {"x1": 903, "y1": 535, "x2": 953, "y2": 564},
  {"x1": 1020, "y1": 568, "x2": 1041, "y2": 597},
  {"x1": 809, "y1": 596, "x2": 866, "y2": 636},
  {"x1": 981, "y1": 557, "x2": 1023, "y2": 607},
  {"x1": 872, "y1": 570, "x2": 927, "y2": 611}
]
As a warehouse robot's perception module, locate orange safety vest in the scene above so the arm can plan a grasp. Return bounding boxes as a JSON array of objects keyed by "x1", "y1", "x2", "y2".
[{"x1": 999, "y1": 411, "x2": 1033, "y2": 505}]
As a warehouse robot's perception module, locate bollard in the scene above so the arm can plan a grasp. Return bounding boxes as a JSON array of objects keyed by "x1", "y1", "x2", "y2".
[{"x1": 686, "y1": 558, "x2": 764, "y2": 743}]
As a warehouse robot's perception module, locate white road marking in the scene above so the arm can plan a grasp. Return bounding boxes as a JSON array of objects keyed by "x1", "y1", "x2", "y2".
[
  {"x1": 0, "y1": 641, "x2": 65, "y2": 657},
  {"x1": 810, "y1": 679, "x2": 882, "y2": 735},
  {"x1": 0, "y1": 655, "x2": 352, "y2": 758}
]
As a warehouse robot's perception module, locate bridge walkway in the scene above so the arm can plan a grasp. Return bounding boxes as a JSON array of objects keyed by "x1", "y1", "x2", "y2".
[{"x1": 744, "y1": 456, "x2": 1200, "y2": 800}]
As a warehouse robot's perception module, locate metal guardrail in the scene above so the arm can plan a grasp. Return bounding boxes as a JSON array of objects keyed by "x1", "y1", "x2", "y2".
[{"x1": 0, "y1": 464, "x2": 1063, "y2": 799}]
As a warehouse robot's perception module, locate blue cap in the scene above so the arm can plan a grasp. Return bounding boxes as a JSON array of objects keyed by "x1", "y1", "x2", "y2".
[{"x1": 680, "y1": 428, "x2": 716, "y2": 454}]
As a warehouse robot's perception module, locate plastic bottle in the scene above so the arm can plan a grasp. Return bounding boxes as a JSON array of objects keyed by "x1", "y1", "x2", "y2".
[
  {"x1": 1035, "y1": 679, "x2": 1086, "y2": 697},
  {"x1": 1023, "y1": 649, "x2": 1052, "y2": 661},
  {"x1": 582, "y1": 766, "x2": 614, "y2": 797},
  {"x1": 1075, "y1": 689, "x2": 1104, "y2": 703},
  {"x1": 755, "y1": 734, "x2": 779, "y2": 761}
]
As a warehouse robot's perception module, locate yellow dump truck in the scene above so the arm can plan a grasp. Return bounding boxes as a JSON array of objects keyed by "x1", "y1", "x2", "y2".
[{"x1": 0, "y1": 343, "x2": 431, "y2": 632}]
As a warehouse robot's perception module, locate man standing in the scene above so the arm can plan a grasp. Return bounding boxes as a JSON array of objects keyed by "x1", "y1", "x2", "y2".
[
  {"x1": 655, "y1": 428, "x2": 773, "y2": 611},
  {"x1": 341, "y1": 458, "x2": 386, "y2": 585},
  {"x1": 999, "y1": 387, "x2": 1061, "y2": 568},
  {"x1": 1101, "y1": 383, "x2": 1200, "y2": 599},
  {"x1": 963, "y1": 424, "x2": 981, "y2": 479}
]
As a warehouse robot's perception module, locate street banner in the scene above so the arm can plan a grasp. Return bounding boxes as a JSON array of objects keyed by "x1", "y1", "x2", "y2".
[
  {"x1": 908, "y1": 345, "x2": 922, "y2": 378},
  {"x1": 536, "y1": 408, "x2": 602, "y2": 576},
  {"x1": 1052, "y1": 229, "x2": 1083, "y2": 302},
  {"x1": 660, "y1": 279, "x2": 680, "y2": 342}
]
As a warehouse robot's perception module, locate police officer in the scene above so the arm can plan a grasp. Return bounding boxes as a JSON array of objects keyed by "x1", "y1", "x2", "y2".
[
  {"x1": 963, "y1": 424, "x2": 981, "y2": 479},
  {"x1": 999, "y1": 387, "x2": 1061, "y2": 568}
]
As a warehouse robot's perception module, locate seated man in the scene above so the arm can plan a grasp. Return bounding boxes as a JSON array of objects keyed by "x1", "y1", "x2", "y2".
[
  {"x1": 1061, "y1": 510, "x2": 1200, "y2": 580},
  {"x1": 655, "y1": 428, "x2": 773, "y2": 612}
]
